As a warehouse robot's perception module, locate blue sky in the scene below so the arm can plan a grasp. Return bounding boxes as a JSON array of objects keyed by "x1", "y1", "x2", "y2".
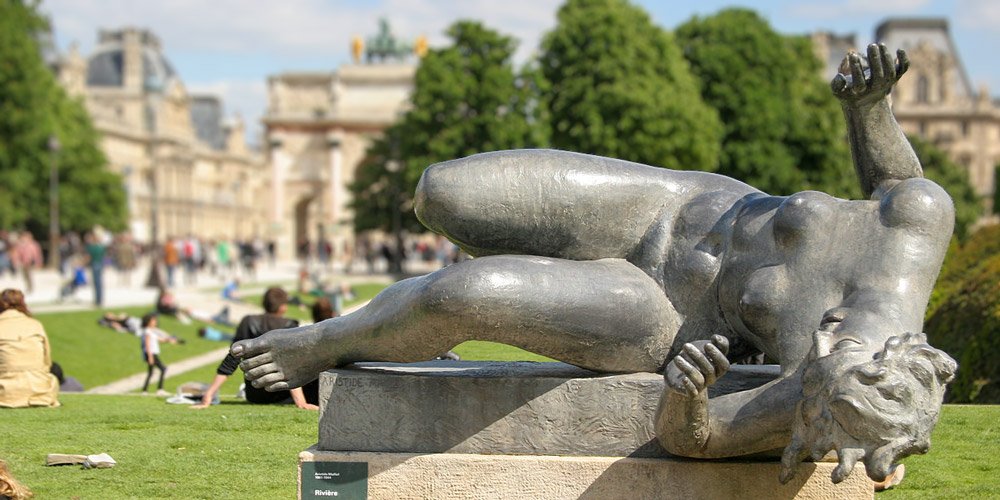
[{"x1": 42, "y1": 0, "x2": 999, "y2": 143}]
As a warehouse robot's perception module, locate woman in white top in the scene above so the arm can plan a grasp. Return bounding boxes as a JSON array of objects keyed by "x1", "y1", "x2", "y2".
[{"x1": 140, "y1": 313, "x2": 180, "y2": 395}]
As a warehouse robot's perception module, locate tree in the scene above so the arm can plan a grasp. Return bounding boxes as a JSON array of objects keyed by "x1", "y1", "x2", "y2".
[
  {"x1": 539, "y1": 0, "x2": 721, "y2": 171},
  {"x1": 908, "y1": 135, "x2": 981, "y2": 240},
  {"x1": 0, "y1": 0, "x2": 126, "y2": 240},
  {"x1": 350, "y1": 20, "x2": 546, "y2": 234},
  {"x1": 675, "y1": 8, "x2": 855, "y2": 197},
  {"x1": 924, "y1": 224, "x2": 1000, "y2": 403}
]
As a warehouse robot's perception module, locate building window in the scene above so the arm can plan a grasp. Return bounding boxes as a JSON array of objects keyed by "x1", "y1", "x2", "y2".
[
  {"x1": 919, "y1": 121, "x2": 927, "y2": 136},
  {"x1": 917, "y1": 75, "x2": 929, "y2": 104},
  {"x1": 961, "y1": 121, "x2": 969, "y2": 137}
]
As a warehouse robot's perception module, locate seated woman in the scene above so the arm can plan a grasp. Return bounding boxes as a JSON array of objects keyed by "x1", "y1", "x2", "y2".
[
  {"x1": 0, "y1": 289, "x2": 60, "y2": 408},
  {"x1": 233, "y1": 45, "x2": 956, "y2": 483}
]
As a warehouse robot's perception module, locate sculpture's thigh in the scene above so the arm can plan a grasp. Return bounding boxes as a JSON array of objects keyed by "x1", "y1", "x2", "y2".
[{"x1": 426, "y1": 255, "x2": 679, "y2": 372}]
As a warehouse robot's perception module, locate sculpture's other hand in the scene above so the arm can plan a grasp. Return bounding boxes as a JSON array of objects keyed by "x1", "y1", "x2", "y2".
[
  {"x1": 831, "y1": 44, "x2": 909, "y2": 106},
  {"x1": 665, "y1": 335, "x2": 730, "y2": 396}
]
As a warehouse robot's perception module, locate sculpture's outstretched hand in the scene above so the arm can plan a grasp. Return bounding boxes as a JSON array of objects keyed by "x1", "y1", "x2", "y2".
[
  {"x1": 665, "y1": 335, "x2": 730, "y2": 396},
  {"x1": 831, "y1": 43, "x2": 909, "y2": 106}
]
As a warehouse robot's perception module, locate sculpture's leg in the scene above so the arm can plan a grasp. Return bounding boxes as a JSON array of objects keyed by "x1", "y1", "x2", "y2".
[
  {"x1": 234, "y1": 255, "x2": 679, "y2": 391},
  {"x1": 413, "y1": 149, "x2": 745, "y2": 260}
]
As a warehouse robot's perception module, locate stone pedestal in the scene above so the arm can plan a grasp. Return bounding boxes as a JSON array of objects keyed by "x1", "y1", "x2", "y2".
[
  {"x1": 299, "y1": 448, "x2": 872, "y2": 500},
  {"x1": 303, "y1": 361, "x2": 872, "y2": 499}
]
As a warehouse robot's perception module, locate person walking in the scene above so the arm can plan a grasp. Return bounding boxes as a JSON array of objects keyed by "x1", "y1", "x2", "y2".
[
  {"x1": 84, "y1": 232, "x2": 106, "y2": 307},
  {"x1": 10, "y1": 233, "x2": 42, "y2": 294}
]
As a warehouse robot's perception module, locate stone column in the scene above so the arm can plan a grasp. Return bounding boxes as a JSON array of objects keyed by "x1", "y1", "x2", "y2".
[
  {"x1": 327, "y1": 133, "x2": 343, "y2": 260},
  {"x1": 270, "y1": 137, "x2": 289, "y2": 257}
]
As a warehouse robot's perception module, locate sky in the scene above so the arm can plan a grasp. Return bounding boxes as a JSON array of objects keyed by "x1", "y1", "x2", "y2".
[{"x1": 41, "y1": 0, "x2": 1000, "y2": 144}]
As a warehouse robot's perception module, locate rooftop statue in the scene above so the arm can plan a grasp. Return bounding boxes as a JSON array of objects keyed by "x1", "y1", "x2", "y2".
[{"x1": 235, "y1": 44, "x2": 956, "y2": 484}]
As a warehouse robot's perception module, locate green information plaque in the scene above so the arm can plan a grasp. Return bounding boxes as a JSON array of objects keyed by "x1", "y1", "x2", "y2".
[{"x1": 301, "y1": 461, "x2": 368, "y2": 499}]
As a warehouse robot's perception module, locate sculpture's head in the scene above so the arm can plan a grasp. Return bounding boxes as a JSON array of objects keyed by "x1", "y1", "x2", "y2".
[{"x1": 779, "y1": 331, "x2": 956, "y2": 484}]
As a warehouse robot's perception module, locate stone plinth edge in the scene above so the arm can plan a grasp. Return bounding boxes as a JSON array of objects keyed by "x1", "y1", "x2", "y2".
[{"x1": 298, "y1": 447, "x2": 873, "y2": 500}]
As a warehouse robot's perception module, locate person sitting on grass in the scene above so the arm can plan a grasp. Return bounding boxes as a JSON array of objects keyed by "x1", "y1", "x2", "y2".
[
  {"x1": 140, "y1": 313, "x2": 183, "y2": 396},
  {"x1": 155, "y1": 288, "x2": 234, "y2": 327},
  {"x1": 221, "y1": 279, "x2": 242, "y2": 302},
  {"x1": 192, "y1": 287, "x2": 318, "y2": 410},
  {"x1": 98, "y1": 311, "x2": 141, "y2": 335},
  {"x1": 198, "y1": 326, "x2": 234, "y2": 343},
  {"x1": 0, "y1": 288, "x2": 59, "y2": 408}
]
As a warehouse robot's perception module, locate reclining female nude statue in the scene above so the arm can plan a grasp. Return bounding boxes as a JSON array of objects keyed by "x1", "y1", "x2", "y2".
[{"x1": 235, "y1": 44, "x2": 956, "y2": 484}]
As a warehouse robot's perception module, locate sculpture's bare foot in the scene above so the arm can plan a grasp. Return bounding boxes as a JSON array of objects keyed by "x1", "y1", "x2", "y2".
[{"x1": 232, "y1": 324, "x2": 338, "y2": 392}]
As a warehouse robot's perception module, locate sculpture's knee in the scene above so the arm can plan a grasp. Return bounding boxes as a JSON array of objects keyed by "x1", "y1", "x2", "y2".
[
  {"x1": 879, "y1": 178, "x2": 954, "y2": 238},
  {"x1": 414, "y1": 258, "x2": 519, "y2": 318}
]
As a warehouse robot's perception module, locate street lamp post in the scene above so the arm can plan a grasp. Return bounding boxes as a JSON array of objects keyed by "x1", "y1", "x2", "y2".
[
  {"x1": 48, "y1": 135, "x2": 61, "y2": 270},
  {"x1": 385, "y1": 156, "x2": 404, "y2": 275}
]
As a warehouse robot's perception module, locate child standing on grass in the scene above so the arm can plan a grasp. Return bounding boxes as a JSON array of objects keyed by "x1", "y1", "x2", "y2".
[{"x1": 140, "y1": 313, "x2": 181, "y2": 396}]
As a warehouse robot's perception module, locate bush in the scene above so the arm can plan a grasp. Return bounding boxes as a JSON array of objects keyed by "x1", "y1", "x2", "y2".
[{"x1": 925, "y1": 224, "x2": 1000, "y2": 403}]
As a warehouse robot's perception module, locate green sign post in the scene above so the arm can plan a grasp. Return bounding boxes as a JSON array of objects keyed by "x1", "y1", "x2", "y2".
[{"x1": 300, "y1": 461, "x2": 368, "y2": 499}]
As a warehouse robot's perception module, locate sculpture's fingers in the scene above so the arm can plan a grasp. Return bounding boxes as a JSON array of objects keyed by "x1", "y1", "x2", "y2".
[
  {"x1": 704, "y1": 343, "x2": 731, "y2": 379},
  {"x1": 830, "y1": 73, "x2": 848, "y2": 94},
  {"x1": 674, "y1": 355, "x2": 706, "y2": 391},
  {"x1": 849, "y1": 52, "x2": 867, "y2": 94},
  {"x1": 252, "y1": 371, "x2": 287, "y2": 389},
  {"x1": 896, "y1": 49, "x2": 910, "y2": 77},
  {"x1": 684, "y1": 344, "x2": 718, "y2": 385},
  {"x1": 238, "y1": 351, "x2": 273, "y2": 371},
  {"x1": 710, "y1": 334, "x2": 730, "y2": 355},
  {"x1": 879, "y1": 43, "x2": 896, "y2": 82},
  {"x1": 867, "y1": 44, "x2": 884, "y2": 82},
  {"x1": 243, "y1": 362, "x2": 279, "y2": 380}
]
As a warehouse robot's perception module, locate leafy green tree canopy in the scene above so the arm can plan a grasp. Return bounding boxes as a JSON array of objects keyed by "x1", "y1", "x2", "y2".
[
  {"x1": 540, "y1": 0, "x2": 722, "y2": 171},
  {"x1": 351, "y1": 20, "x2": 546, "y2": 233},
  {"x1": 675, "y1": 8, "x2": 854, "y2": 197},
  {"x1": 0, "y1": 0, "x2": 126, "y2": 239},
  {"x1": 908, "y1": 135, "x2": 982, "y2": 240}
]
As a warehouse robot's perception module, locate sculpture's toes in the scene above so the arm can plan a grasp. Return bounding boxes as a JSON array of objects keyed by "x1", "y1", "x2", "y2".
[
  {"x1": 252, "y1": 371, "x2": 288, "y2": 391},
  {"x1": 231, "y1": 337, "x2": 268, "y2": 359},
  {"x1": 239, "y1": 350, "x2": 273, "y2": 374}
]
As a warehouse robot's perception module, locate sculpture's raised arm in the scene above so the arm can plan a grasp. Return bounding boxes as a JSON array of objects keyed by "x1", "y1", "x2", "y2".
[{"x1": 834, "y1": 44, "x2": 920, "y2": 198}]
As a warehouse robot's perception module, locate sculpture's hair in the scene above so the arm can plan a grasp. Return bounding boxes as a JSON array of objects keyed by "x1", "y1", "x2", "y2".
[
  {"x1": 0, "y1": 459, "x2": 33, "y2": 499},
  {"x1": 780, "y1": 332, "x2": 956, "y2": 484},
  {"x1": 0, "y1": 289, "x2": 30, "y2": 316}
]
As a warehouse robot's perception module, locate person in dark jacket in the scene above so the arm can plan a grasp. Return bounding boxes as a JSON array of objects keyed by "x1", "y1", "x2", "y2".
[{"x1": 192, "y1": 287, "x2": 318, "y2": 410}]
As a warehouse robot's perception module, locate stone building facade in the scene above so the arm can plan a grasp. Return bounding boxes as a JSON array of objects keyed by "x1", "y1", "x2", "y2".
[
  {"x1": 55, "y1": 28, "x2": 269, "y2": 244},
  {"x1": 814, "y1": 18, "x2": 1000, "y2": 221},
  {"x1": 263, "y1": 61, "x2": 416, "y2": 260}
]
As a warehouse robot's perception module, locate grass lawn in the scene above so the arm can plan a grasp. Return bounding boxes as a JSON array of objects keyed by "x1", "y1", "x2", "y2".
[
  {"x1": 0, "y1": 394, "x2": 315, "y2": 498},
  {"x1": 881, "y1": 405, "x2": 999, "y2": 498},
  {"x1": 0, "y1": 398, "x2": 994, "y2": 498}
]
